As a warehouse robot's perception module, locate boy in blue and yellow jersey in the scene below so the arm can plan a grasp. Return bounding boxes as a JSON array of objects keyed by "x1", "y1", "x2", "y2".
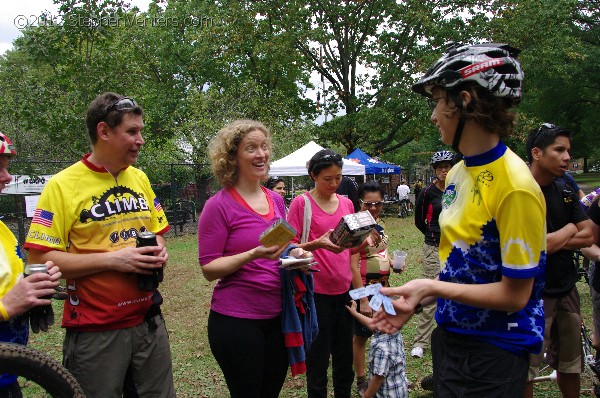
[{"x1": 372, "y1": 43, "x2": 547, "y2": 397}]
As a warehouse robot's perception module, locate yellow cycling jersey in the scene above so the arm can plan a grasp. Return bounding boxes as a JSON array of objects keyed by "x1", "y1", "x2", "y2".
[
  {"x1": 437, "y1": 142, "x2": 547, "y2": 355},
  {"x1": 24, "y1": 155, "x2": 170, "y2": 331},
  {"x1": 0, "y1": 221, "x2": 23, "y2": 302}
]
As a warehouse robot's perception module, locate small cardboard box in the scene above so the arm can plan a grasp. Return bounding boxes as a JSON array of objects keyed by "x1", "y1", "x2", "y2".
[
  {"x1": 330, "y1": 211, "x2": 377, "y2": 248},
  {"x1": 259, "y1": 218, "x2": 297, "y2": 248}
]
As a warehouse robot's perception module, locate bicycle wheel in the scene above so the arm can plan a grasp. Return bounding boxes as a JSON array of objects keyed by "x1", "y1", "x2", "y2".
[
  {"x1": 580, "y1": 323, "x2": 600, "y2": 397},
  {"x1": 0, "y1": 342, "x2": 85, "y2": 398}
]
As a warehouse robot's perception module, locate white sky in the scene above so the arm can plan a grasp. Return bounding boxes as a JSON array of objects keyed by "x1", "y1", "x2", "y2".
[{"x1": 0, "y1": 0, "x2": 151, "y2": 55}]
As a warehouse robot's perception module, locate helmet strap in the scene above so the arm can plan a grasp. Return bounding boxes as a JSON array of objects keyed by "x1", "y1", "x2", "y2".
[
  {"x1": 449, "y1": 92, "x2": 465, "y2": 155},
  {"x1": 449, "y1": 90, "x2": 475, "y2": 156},
  {"x1": 452, "y1": 116, "x2": 465, "y2": 155}
]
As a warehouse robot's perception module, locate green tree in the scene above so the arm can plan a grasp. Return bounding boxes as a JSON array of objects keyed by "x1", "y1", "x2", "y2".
[
  {"x1": 262, "y1": 0, "x2": 494, "y2": 156},
  {"x1": 488, "y1": 0, "x2": 600, "y2": 167}
]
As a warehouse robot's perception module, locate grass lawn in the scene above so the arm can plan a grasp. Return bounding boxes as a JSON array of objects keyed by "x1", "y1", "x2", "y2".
[
  {"x1": 574, "y1": 172, "x2": 600, "y2": 193},
  {"x1": 22, "y1": 214, "x2": 595, "y2": 397}
]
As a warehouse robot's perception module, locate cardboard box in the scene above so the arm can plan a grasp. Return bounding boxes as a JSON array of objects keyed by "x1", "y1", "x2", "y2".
[
  {"x1": 259, "y1": 218, "x2": 297, "y2": 248},
  {"x1": 330, "y1": 211, "x2": 377, "y2": 248}
]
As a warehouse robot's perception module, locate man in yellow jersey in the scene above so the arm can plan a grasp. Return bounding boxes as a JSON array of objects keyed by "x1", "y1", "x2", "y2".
[
  {"x1": 25, "y1": 93, "x2": 175, "y2": 398},
  {"x1": 0, "y1": 131, "x2": 61, "y2": 396}
]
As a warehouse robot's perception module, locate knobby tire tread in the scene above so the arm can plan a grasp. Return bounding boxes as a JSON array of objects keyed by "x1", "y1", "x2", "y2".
[{"x1": 0, "y1": 342, "x2": 85, "y2": 397}]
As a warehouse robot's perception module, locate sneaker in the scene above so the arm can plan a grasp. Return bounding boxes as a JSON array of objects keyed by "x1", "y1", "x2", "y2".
[
  {"x1": 421, "y1": 374, "x2": 434, "y2": 391},
  {"x1": 411, "y1": 346, "x2": 424, "y2": 358}
]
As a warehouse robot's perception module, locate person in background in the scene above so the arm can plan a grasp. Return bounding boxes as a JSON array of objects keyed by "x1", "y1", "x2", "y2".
[
  {"x1": 198, "y1": 120, "x2": 293, "y2": 398},
  {"x1": 0, "y1": 131, "x2": 62, "y2": 396},
  {"x1": 580, "y1": 187, "x2": 600, "y2": 211},
  {"x1": 346, "y1": 300, "x2": 407, "y2": 398},
  {"x1": 410, "y1": 150, "x2": 455, "y2": 361},
  {"x1": 559, "y1": 171, "x2": 585, "y2": 200},
  {"x1": 287, "y1": 149, "x2": 356, "y2": 398},
  {"x1": 25, "y1": 93, "x2": 174, "y2": 398},
  {"x1": 582, "y1": 195, "x2": 600, "y2": 362},
  {"x1": 413, "y1": 179, "x2": 423, "y2": 201},
  {"x1": 372, "y1": 43, "x2": 547, "y2": 397},
  {"x1": 336, "y1": 175, "x2": 360, "y2": 212},
  {"x1": 524, "y1": 123, "x2": 593, "y2": 398},
  {"x1": 396, "y1": 181, "x2": 410, "y2": 216},
  {"x1": 265, "y1": 176, "x2": 286, "y2": 199},
  {"x1": 350, "y1": 181, "x2": 394, "y2": 395}
]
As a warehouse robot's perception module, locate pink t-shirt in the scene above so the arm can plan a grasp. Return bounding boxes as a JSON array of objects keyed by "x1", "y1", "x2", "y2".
[{"x1": 287, "y1": 193, "x2": 354, "y2": 295}]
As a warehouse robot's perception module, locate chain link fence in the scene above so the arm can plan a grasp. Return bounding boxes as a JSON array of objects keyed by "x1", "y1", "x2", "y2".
[{"x1": 0, "y1": 160, "x2": 216, "y2": 247}]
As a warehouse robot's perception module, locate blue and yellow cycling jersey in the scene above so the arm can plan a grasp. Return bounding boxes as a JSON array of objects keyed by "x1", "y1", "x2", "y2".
[{"x1": 436, "y1": 141, "x2": 547, "y2": 355}]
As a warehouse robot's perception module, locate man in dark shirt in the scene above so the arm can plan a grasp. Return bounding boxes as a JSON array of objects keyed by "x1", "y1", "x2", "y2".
[
  {"x1": 524, "y1": 123, "x2": 593, "y2": 398},
  {"x1": 336, "y1": 176, "x2": 360, "y2": 212}
]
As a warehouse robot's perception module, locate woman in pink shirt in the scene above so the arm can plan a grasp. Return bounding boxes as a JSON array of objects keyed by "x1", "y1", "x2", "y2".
[
  {"x1": 287, "y1": 149, "x2": 356, "y2": 398},
  {"x1": 198, "y1": 120, "x2": 290, "y2": 398}
]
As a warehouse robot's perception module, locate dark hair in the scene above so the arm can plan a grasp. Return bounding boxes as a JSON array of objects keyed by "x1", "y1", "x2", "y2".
[
  {"x1": 86, "y1": 92, "x2": 144, "y2": 145},
  {"x1": 265, "y1": 177, "x2": 285, "y2": 190},
  {"x1": 358, "y1": 181, "x2": 385, "y2": 200},
  {"x1": 307, "y1": 149, "x2": 343, "y2": 180},
  {"x1": 525, "y1": 123, "x2": 572, "y2": 163},
  {"x1": 445, "y1": 83, "x2": 516, "y2": 138}
]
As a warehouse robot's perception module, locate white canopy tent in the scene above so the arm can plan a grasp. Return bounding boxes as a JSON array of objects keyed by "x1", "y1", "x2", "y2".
[{"x1": 269, "y1": 141, "x2": 365, "y2": 176}]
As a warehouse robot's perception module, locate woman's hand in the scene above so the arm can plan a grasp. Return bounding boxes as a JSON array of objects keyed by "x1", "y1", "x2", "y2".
[
  {"x1": 315, "y1": 229, "x2": 345, "y2": 254},
  {"x1": 253, "y1": 244, "x2": 289, "y2": 260}
]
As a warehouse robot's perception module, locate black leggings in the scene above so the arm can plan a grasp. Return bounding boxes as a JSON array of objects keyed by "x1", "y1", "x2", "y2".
[{"x1": 208, "y1": 310, "x2": 289, "y2": 398}]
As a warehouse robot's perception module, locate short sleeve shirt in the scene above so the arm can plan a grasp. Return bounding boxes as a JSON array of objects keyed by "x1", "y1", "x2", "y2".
[
  {"x1": 437, "y1": 142, "x2": 546, "y2": 355},
  {"x1": 24, "y1": 154, "x2": 170, "y2": 332}
]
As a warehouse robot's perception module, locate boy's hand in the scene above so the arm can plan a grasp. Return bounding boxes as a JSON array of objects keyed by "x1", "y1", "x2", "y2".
[{"x1": 345, "y1": 300, "x2": 358, "y2": 314}]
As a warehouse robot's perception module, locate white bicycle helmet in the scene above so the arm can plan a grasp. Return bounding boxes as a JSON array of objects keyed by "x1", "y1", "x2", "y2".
[
  {"x1": 0, "y1": 132, "x2": 16, "y2": 157},
  {"x1": 431, "y1": 150, "x2": 455, "y2": 166},
  {"x1": 412, "y1": 42, "x2": 524, "y2": 104}
]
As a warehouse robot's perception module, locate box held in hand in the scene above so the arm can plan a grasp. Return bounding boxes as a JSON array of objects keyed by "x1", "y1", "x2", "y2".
[
  {"x1": 259, "y1": 218, "x2": 297, "y2": 248},
  {"x1": 330, "y1": 211, "x2": 377, "y2": 248}
]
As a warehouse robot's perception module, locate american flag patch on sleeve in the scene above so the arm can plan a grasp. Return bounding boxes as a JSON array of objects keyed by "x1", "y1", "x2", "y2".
[
  {"x1": 154, "y1": 198, "x2": 163, "y2": 212},
  {"x1": 32, "y1": 209, "x2": 54, "y2": 228}
]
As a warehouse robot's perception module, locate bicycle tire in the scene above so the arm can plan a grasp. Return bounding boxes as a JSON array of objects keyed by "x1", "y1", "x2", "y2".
[{"x1": 0, "y1": 342, "x2": 85, "y2": 397}]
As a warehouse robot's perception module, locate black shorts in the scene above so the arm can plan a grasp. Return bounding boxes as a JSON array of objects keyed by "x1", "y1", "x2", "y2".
[{"x1": 432, "y1": 328, "x2": 528, "y2": 397}]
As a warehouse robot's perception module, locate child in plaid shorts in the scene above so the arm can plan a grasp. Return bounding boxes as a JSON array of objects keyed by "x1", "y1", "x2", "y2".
[{"x1": 347, "y1": 301, "x2": 408, "y2": 398}]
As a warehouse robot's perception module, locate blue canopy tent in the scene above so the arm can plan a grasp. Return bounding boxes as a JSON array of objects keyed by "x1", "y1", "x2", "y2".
[
  {"x1": 345, "y1": 148, "x2": 401, "y2": 204},
  {"x1": 345, "y1": 148, "x2": 400, "y2": 175}
]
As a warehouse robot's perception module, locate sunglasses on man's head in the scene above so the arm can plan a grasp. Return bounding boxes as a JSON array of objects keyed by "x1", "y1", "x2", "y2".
[{"x1": 105, "y1": 97, "x2": 138, "y2": 116}]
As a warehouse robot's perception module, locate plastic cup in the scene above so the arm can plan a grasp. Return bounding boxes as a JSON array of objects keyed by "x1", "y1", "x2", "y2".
[{"x1": 393, "y1": 250, "x2": 406, "y2": 273}]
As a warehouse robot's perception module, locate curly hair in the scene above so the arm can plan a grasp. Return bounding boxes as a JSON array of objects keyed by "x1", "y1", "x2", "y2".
[
  {"x1": 209, "y1": 120, "x2": 271, "y2": 187},
  {"x1": 444, "y1": 83, "x2": 516, "y2": 138}
]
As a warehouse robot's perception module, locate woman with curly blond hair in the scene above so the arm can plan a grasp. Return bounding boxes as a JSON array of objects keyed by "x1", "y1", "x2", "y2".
[{"x1": 198, "y1": 119, "x2": 291, "y2": 398}]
